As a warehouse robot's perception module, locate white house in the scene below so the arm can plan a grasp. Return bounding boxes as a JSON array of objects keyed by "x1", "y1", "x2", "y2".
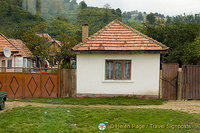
[{"x1": 73, "y1": 20, "x2": 169, "y2": 98}]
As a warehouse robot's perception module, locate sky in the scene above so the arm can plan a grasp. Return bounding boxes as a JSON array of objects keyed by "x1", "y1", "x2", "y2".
[{"x1": 77, "y1": 0, "x2": 200, "y2": 16}]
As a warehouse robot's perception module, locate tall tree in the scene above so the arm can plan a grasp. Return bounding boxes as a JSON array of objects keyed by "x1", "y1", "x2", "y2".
[
  {"x1": 79, "y1": 1, "x2": 87, "y2": 9},
  {"x1": 22, "y1": 29, "x2": 49, "y2": 67},
  {"x1": 146, "y1": 13, "x2": 156, "y2": 24},
  {"x1": 116, "y1": 8, "x2": 122, "y2": 17},
  {"x1": 135, "y1": 12, "x2": 144, "y2": 21},
  {"x1": 36, "y1": 0, "x2": 41, "y2": 12},
  {"x1": 183, "y1": 35, "x2": 200, "y2": 64},
  {"x1": 71, "y1": 0, "x2": 77, "y2": 4},
  {"x1": 103, "y1": 3, "x2": 111, "y2": 9},
  {"x1": 56, "y1": 33, "x2": 77, "y2": 67}
]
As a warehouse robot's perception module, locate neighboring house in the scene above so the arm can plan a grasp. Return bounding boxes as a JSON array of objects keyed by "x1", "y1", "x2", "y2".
[
  {"x1": 73, "y1": 20, "x2": 169, "y2": 98},
  {"x1": 0, "y1": 33, "x2": 19, "y2": 70},
  {"x1": 36, "y1": 33, "x2": 61, "y2": 67},
  {"x1": 0, "y1": 33, "x2": 33, "y2": 72},
  {"x1": 8, "y1": 39, "x2": 32, "y2": 68},
  {"x1": 49, "y1": 40, "x2": 61, "y2": 66}
]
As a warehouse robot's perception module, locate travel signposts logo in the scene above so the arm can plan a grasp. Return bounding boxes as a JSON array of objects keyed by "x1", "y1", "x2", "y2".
[{"x1": 98, "y1": 123, "x2": 106, "y2": 131}]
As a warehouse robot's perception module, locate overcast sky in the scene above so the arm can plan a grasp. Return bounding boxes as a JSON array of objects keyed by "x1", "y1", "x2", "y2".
[{"x1": 77, "y1": 0, "x2": 200, "y2": 16}]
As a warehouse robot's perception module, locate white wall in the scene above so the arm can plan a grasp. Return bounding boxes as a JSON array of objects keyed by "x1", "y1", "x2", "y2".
[{"x1": 77, "y1": 54, "x2": 161, "y2": 96}]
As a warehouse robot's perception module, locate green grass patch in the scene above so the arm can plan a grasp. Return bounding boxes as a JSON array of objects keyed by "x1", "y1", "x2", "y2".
[
  {"x1": 0, "y1": 106, "x2": 200, "y2": 133},
  {"x1": 8, "y1": 97, "x2": 165, "y2": 106}
]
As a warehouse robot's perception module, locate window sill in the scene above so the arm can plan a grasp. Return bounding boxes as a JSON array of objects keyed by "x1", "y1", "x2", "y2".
[{"x1": 102, "y1": 80, "x2": 134, "y2": 83}]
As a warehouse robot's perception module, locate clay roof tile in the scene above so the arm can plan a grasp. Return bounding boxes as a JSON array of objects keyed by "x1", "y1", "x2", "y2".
[{"x1": 73, "y1": 19, "x2": 169, "y2": 51}]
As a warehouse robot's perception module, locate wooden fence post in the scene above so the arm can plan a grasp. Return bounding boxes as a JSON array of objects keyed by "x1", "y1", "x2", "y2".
[
  {"x1": 57, "y1": 69, "x2": 61, "y2": 98},
  {"x1": 159, "y1": 70, "x2": 162, "y2": 99},
  {"x1": 177, "y1": 69, "x2": 183, "y2": 100},
  {"x1": 22, "y1": 68, "x2": 25, "y2": 99}
]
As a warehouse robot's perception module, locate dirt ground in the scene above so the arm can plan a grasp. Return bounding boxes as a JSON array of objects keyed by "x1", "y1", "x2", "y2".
[{"x1": 1, "y1": 100, "x2": 200, "y2": 114}]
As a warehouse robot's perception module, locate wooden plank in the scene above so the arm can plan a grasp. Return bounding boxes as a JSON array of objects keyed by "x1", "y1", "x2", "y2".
[
  {"x1": 57, "y1": 69, "x2": 61, "y2": 98},
  {"x1": 177, "y1": 70, "x2": 183, "y2": 100}
]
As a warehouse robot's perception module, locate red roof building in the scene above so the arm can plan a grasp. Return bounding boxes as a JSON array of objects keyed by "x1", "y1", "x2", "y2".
[
  {"x1": 73, "y1": 20, "x2": 169, "y2": 98},
  {"x1": 73, "y1": 19, "x2": 169, "y2": 52}
]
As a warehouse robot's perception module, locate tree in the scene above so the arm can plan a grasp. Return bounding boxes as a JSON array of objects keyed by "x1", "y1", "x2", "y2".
[
  {"x1": 122, "y1": 12, "x2": 131, "y2": 19},
  {"x1": 135, "y1": 12, "x2": 144, "y2": 22},
  {"x1": 79, "y1": 1, "x2": 87, "y2": 9},
  {"x1": 71, "y1": 0, "x2": 77, "y2": 4},
  {"x1": 7, "y1": 4, "x2": 12, "y2": 16},
  {"x1": 103, "y1": 3, "x2": 111, "y2": 9},
  {"x1": 22, "y1": 29, "x2": 50, "y2": 67},
  {"x1": 146, "y1": 13, "x2": 156, "y2": 24},
  {"x1": 55, "y1": 33, "x2": 77, "y2": 67},
  {"x1": 69, "y1": 2, "x2": 74, "y2": 10},
  {"x1": 166, "y1": 16, "x2": 172, "y2": 24},
  {"x1": 144, "y1": 23, "x2": 200, "y2": 65},
  {"x1": 48, "y1": 17, "x2": 78, "y2": 38},
  {"x1": 183, "y1": 35, "x2": 200, "y2": 64},
  {"x1": 34, "y1": 22, "x2": 48, "y2": 33},
  {"x1": 36, "y1": 0, "x2": 41, "y2": 12},
  {"x1": 103, "y1": 9, "x2": 109, "y2": 23},
  {"x1": 116, "y1": 8, "x2": 122, "y2": 17}
]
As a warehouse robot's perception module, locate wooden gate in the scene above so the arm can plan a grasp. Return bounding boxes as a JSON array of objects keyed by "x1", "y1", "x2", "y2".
[
  {"x1": 0, "y1": 68, "x2": 60, "y2": 99},
  {"x1": 162, "y1": 63, "x2": 179, "y2": 100},
  {"x1": 182, "y1": 65, "x2": 200, "y2": 100},
  {"x1": 60, "y1": 69, "x2": 76, "y2": 97}
]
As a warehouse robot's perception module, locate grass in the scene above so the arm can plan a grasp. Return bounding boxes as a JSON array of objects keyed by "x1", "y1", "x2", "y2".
[
  {"x1": 0, "y1": 106, "x2": 200, "y2": 133},
  {"x1": 8, "y1": 97, "x2": 165, "y2": 106}
]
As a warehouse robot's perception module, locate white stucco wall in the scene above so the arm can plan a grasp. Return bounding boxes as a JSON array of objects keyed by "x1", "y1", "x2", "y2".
[{"x1": 77, "y1": 54, "x2": 160, "y2": 96}]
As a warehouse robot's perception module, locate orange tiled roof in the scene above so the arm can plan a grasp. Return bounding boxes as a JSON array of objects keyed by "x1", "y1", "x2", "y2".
[
  {"x1": 73, "y1": 20, "x2": 169, "y2": 51},
  {"x1": 8, "y1": 39, "x2": 32, "y2": 57},
  {"x1": 36, "y1": 33, "x2": 54, "y2": 42},
  {"x1": 0, "y1": 33, "x2": 18, "y2": 53}
]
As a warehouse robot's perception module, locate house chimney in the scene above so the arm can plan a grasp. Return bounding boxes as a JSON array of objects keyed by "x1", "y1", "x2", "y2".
[{"x1": 82, "y1": 24, "x2": 88, "y2": 41}]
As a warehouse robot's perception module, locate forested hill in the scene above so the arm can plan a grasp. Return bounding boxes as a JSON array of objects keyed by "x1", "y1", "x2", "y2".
[{"x1": 0, "y1": 0, "x2": 42, "y2": 39}]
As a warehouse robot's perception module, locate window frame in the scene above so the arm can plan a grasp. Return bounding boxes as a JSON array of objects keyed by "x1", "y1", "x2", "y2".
[
  {"x1": 7, "y1": 60, "x2": 12, "y2": 68},
  {"x1": 105, "y1": 60, "x2": 132, "y2": 80}
]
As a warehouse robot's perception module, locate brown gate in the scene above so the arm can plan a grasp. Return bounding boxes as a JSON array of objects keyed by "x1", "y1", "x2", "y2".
[
  {"x1": 60, "y1": 69, "x2": 76, "y2": 97},
  {"x1": 162, "y1": 63, "x2": 179, "y2": 100},
  {"x1": 182, "y1": 65, "x2": 200, "y2": 100},
  {"x1": 0, "y1": 68, "x2": 60, "y2": 99}
]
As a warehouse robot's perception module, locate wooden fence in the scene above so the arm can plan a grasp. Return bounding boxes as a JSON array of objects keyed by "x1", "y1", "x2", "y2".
[
  {"x1": 182, "y1": 65, "x2": 200, "y2": 100},
  {"x1": 0, "y1": 68, "x2": 60, "y2": 99},
  {"x1": 60, "y1": 69, "x2": 76, "y2": 97},
  {"x1": 161, "y1": 64, "x2": 200, "y2": 100}
]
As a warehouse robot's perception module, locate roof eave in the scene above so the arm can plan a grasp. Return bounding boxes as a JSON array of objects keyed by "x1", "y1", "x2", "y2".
[{"x1": 73, "y1": 49, "x2": 169, "y2": 55}]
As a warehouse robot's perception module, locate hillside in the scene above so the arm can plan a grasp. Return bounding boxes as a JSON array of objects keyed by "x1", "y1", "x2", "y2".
[{"x1": 0, "y1": 0, "x2": 42, "y2": 39}]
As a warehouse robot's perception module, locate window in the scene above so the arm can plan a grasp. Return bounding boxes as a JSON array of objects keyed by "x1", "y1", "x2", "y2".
[
  {"x1": 7, "y1": 60, "x2": 12, "y2": 68},
  {"x1": 2, "y1": 60, "x2": 5, "y2": 67},
  {"x1": 105, "y1": 60, "x2": 131, "y2": 80}
]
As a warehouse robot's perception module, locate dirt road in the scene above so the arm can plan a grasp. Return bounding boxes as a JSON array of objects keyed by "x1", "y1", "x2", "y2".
[{"x1": 1, "y1": 100, "x2": 200, "y2": 114}]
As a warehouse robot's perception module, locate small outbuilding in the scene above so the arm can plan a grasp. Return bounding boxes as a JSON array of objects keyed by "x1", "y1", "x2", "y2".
[{"x1": 73, "y1": 20, "x2": 169, "y2": 98}]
